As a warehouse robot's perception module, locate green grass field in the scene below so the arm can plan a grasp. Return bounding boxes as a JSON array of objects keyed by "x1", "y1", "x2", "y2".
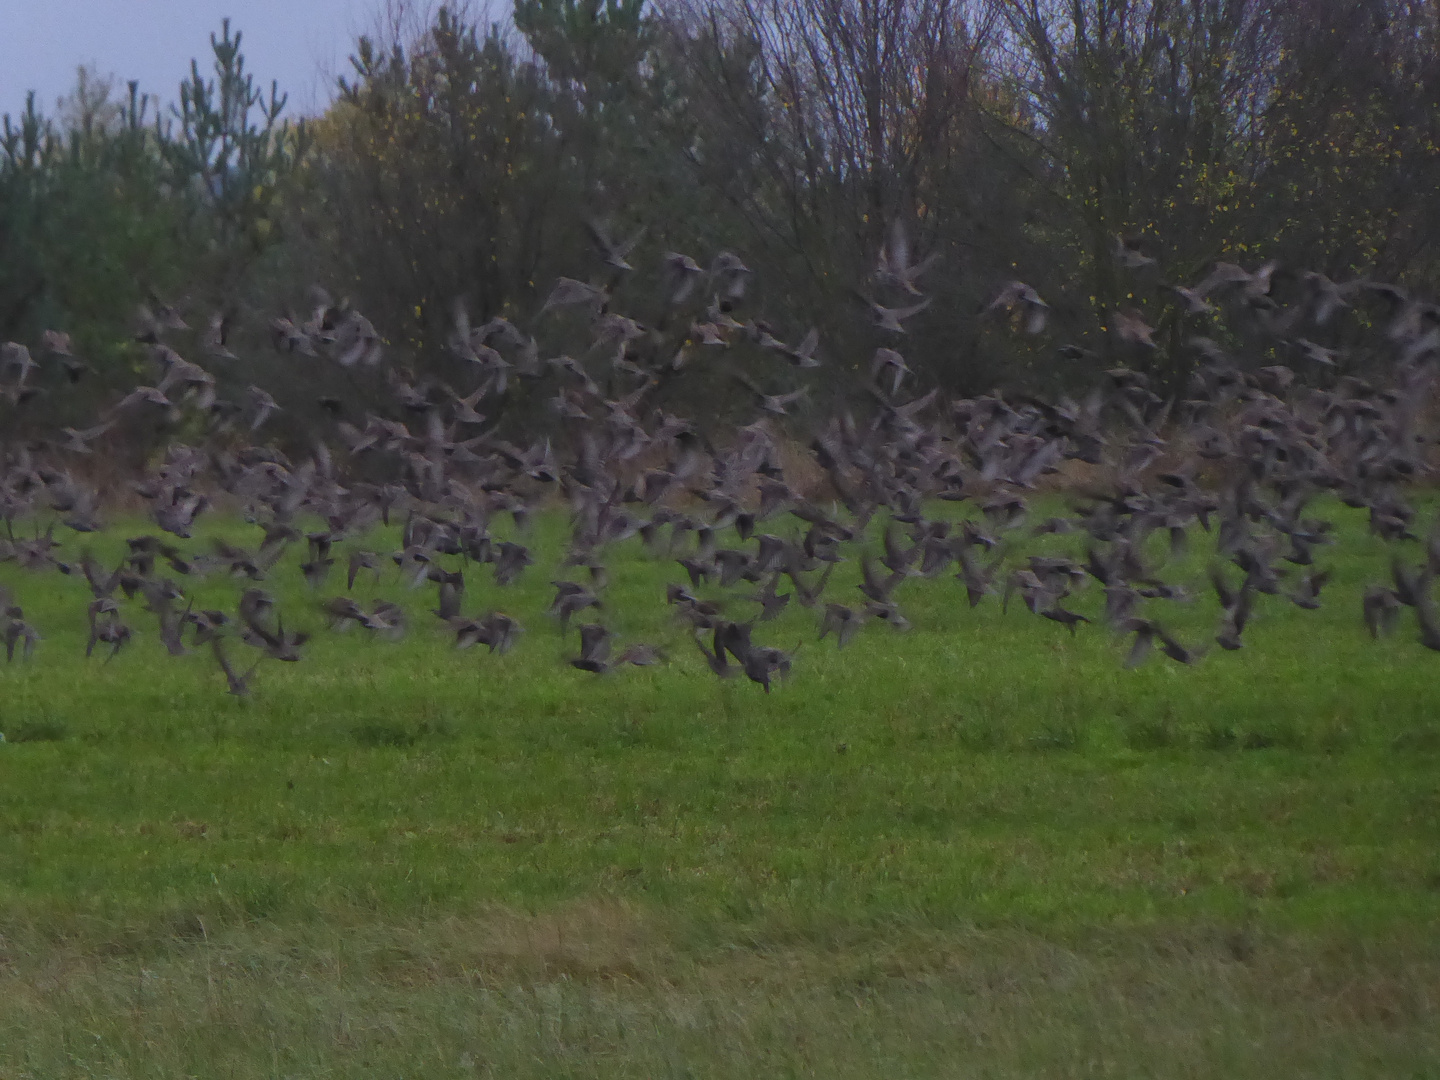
[{"x1": 2, "y1": 505, "x2": 1439, "y2": 1077}]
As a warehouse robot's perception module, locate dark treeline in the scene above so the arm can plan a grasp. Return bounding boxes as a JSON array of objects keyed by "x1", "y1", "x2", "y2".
[{"x1": 2, "y1": 0, "x2": 1438, "y2": 443}]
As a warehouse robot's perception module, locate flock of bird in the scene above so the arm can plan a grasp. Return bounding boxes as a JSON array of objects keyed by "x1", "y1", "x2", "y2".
[{"x1": 3, "y1": 220, "x2": 1440, "y2": 698}]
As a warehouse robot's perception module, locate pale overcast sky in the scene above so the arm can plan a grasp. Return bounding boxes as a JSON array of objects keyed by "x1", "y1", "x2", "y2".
[{"x1": 0, "y1": 0, "x2": 382, "y2": 123}]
